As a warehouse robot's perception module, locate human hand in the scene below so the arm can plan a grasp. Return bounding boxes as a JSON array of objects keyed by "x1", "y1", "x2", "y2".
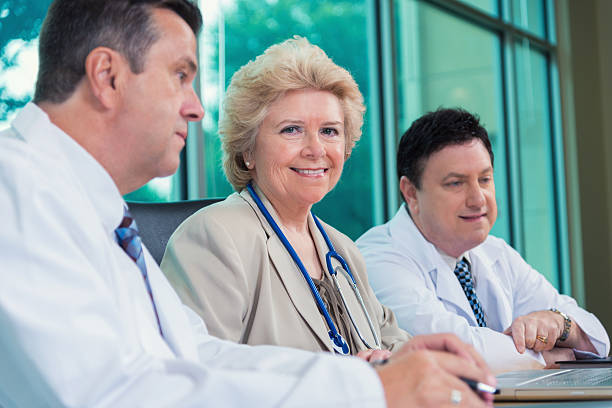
[
  {"x1": 394, "y1": 333, "x2": 492, "y2": 375},
  {"x1": 376, "y1": 348, "x2": 495, "y2": 408},
  {"x1": 542, "y1": 347, "x2": 575, "y2": 368},
  {"x1": 356, "y1": 348, "x2": 392, "y2": 363},
  {"x1": 503, "y1": 310, "x2": 564, "y2": 353}
]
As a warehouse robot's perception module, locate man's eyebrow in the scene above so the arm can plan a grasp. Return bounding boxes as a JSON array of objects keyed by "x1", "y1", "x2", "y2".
[
  {"x1": 442, "y1": 172, "x2": 467, "y2": 182},
  {"x1": 442, "y1": 167, "x2": 493, "y2": 182},
  {"x1": 179, "y1": 56, "x2": 197, "y2": 73}
]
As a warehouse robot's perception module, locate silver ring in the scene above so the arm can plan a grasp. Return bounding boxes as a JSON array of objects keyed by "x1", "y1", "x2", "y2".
[{"x1": 451, "y1": 389, "x2": 462, "y2": 405}]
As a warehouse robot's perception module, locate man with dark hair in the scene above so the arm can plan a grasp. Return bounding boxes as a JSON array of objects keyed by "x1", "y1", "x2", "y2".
[
  {"x1": 0, "y1": 2, "x2": 495, "y2": 407},
  {"x1": 358, "y1": 108, "x2": 609, "y2": 373}
]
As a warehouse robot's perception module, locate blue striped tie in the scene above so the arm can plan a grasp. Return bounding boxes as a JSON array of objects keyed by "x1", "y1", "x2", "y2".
[
  {"x1": 115, "y1": 207, "x2": 163, "y2": 336},
  {"x1": 453, "y1": 258, "x2": 486, "y2": 327}
]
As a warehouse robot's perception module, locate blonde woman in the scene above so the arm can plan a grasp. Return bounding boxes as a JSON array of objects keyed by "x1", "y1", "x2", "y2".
[{"x1": 162, "y1": 37, "x2": 409, "y2": 361}]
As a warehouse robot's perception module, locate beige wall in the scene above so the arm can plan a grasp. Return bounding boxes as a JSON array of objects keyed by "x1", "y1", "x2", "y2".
[{"x1": 560, "y1": 0, "x2": 612, "y2": 340}]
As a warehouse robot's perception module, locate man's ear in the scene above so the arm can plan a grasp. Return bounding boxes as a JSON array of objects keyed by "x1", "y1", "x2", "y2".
[
  {"x1": 84, "y1": 47, "x2": 126, "y2": 109},
  {"x1": 399, "y1": 175, "x2": 419, "y2": 215}
]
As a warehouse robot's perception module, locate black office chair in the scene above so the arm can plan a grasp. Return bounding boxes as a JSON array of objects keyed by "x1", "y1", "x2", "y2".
[{"x1": 127, "y1": 198, "x2": 224, "y2": 265}]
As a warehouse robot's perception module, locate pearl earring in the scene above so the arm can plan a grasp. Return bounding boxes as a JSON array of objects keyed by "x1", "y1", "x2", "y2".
[{"x1": 245, "y1": 161, "x2": 250, "y2": 168}]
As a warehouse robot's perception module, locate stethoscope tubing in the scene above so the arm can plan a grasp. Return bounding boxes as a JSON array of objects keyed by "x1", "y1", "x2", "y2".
[
  {"x1": 246, "y1": 182, "x2": 346, "y2": 352},
  {"x1": 246, "y1": 182, "x2": 381, "y2": 352}
]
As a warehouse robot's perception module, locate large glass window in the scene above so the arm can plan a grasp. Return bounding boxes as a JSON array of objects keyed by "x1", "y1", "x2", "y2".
[
  {"x1": 0, "y1": 0, "x2": 570, "y2": 290},
  {"x1": 0, "y1": 1, "x2": 50, "y2": 129},
  {"x1": 510, "y1": 0, "x2": 546, "y2": 39},
  {"x1": 393, "y1": 0, "x2": 564, "y2": 283},
  {"x1": 458, "y1": 0, "x2": 498, "y2": 16},
  {"x1": 395, "y1": 0, "x2": 509, "y2": 240},
  {"x1": 514, "y1": 43, "x2": 559, "y2": 285},
  {"x1": 200, "y1": 0, "x2": 377, "y2": 239}
]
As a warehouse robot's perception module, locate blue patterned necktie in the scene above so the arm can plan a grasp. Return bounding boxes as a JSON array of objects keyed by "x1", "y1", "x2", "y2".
[
  {"x1": 453, "y1": 258, "x2": 486, "y2": 327},
  {"x1": 115, "y1": 207, "x2": 164, "y2": 336}
]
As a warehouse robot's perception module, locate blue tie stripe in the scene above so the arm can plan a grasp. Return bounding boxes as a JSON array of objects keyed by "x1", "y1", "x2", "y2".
[
  {"x1": 453, "y1": 258, "x2": 486, "y2": 327},
  {"x1": 115, "y1": 208, "x2": 164, "y2": 336}
]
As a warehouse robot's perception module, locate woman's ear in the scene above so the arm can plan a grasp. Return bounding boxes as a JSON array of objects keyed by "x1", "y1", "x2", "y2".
[{"x1": 243, "y1": 151, "x2": 254, "y2": 169}]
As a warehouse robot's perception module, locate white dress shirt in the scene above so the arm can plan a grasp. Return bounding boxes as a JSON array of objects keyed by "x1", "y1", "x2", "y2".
[
  {"x1": 0, "y1": 103, "x2": 385, "y2": 407},
  {"x1": 357, "y1": 204, "x2": 610, "y2": 373}
]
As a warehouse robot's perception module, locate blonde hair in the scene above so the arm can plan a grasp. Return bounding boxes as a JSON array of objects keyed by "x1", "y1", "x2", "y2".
[{"x1": 220, "y1": 36, "x2": 365, "y2": 190}]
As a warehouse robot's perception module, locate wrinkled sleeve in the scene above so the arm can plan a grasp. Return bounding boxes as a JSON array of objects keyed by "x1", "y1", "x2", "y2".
[
  {"x1": 360, "y1": 242, "x2": 545, "y2": 373},
  {"x1": 0, "y1": 160, "x2": 386, "y2": 407},
  {"x1": 506, "y1": 243, "x2": 610, "y2": 357}
]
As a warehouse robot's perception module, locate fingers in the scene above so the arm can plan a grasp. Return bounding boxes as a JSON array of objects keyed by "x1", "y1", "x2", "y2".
[
  {"x1": 356, "y1": 348, "x2": 392, "y2": 363},
  {"x1": 542, "y1": 347, "x2": 575, "y2": 368},
  {"x1": 434, "y1": 352, "x2": 495, "y2": 407},
  {"x1": 404, "y1": 334, "x2": 493, "y2": 381},
  {"x1": 369, "y1": 349, "x2": 392, "y2": 363},
  {"x1": 396, "y1": 334, "x2": 495, "y2": 387},
  {"x1": 438, "y1": 370, "x2": 490, "y2": 408},
  {"x1": 509, "y1": 311, "x2": 566, "y2": 354},
  {"x1": 508, "y1": 321, "x2": 526, "y2": 353},
  {"x1": 532, "y1": 334, "x2": 547, "y2": 352},
  {"x1": 437, "y1": 335, "x2": 492, "y2": 376},
  {"x1": 524, "y1": 321, "x2": 537, "y2": 350},
  {"x1": 532, "y1": 329, "x2": 555, "y2": 353},
  {"x1": 433, "y1": 351, "x2": 495, "y2": 387},
  {"x1": 356, "y1": 349, "x2": 375, "y2": 361},
  {"x1": 378, "y1": 350, "x2": 492, "y2": 408}
]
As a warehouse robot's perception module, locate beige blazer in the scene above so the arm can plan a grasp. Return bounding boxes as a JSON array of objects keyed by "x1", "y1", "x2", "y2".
[{"x1": 161, "y1": 187, "x2": 411, "y2": 354}]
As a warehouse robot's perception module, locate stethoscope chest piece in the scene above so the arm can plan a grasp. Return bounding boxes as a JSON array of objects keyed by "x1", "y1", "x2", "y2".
[
  {"x1": 246, "y1": 182, "x2": 381, "y2": 354},
  {"x1": 329, "y1": 331, "x2": 350, "y2": 355}
]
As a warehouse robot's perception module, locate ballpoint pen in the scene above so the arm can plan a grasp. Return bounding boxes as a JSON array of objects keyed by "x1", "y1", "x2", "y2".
[{"x1": 460, "y1": 377, "x2": 499, "y2": 395}]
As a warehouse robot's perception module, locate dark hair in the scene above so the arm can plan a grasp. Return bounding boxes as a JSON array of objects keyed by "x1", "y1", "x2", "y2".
[
  {"x1": 397, "y1": 107, "x2": 494, "y2": 189},
  {"x1": 34, "y1": 0, "x2": 202, "y2": 104}
]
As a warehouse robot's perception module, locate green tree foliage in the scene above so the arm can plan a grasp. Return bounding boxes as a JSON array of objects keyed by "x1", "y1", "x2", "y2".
[{"x1": 0, "y1": 0, "x2": 51, "y2": 121}]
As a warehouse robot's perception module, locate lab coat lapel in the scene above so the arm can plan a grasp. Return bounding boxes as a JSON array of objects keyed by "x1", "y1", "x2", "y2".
[
  {"x1": 144, "y1": 250, "x2": 200, "y2": 362},
  {"x1": 470, "y1": 245, "x2": 513, "y2": 331},
  {"x1": 429, "y1": 264, "x2": 480, "y2": 326},
  {"x1": 389, "y1": 205, "x2": 478, "y2": 324},
  {"x1": 310, "y1": 216, "x2": 378, "y2": 350},
  {"x1": 239, "y1": 187, "x2": 333, "y2": 352}
]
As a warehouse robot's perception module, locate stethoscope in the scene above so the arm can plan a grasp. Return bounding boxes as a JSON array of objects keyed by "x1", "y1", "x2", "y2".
[{"x1": 246, "y1": 182, "x2": 381, "y2": 355}]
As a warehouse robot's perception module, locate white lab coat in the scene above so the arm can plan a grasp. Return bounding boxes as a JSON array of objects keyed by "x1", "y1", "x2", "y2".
[
  {"x1": 357, "y1": 205, "x2": 610, "y2": 373},
  {"x1": 0, "y1": 103, "x2": 385, "y2": 407}
]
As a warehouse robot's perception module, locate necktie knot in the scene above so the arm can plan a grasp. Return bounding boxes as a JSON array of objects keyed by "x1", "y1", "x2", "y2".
[
  {"x1": 454, "y1": 258, "x2": 474, "y2": 286},
  {"x1": 453, "y1": 258, "x2": 486, "y2": 327},
  {"x1": 115, "y1": 210, "x2": 143, "y2": 263},
  {"x1": 118, "y1": 212, "x2": 135, "y2": 229}
]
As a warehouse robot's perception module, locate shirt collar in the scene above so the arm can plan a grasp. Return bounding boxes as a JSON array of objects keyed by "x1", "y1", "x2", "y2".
[
  {"x1": 437, "y1": 249, "x2": 472, "y2": 271},
  {"x1": 12, "y1": 103, "x2": 125, "y2": 233},
  {"x1": 393, "y1": 204, "x2": 474, "y2": 273}
]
